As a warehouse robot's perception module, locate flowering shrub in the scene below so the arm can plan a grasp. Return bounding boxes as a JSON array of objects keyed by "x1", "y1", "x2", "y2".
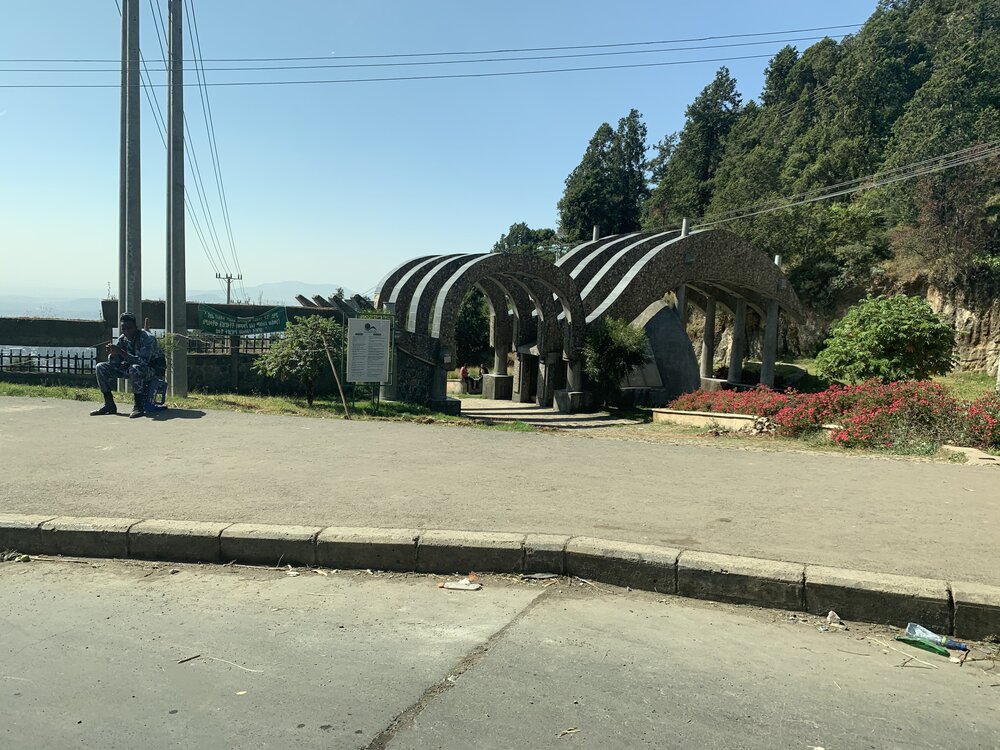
[
  {"x1": 668, "y1": 381, "x2": 1000, "y2": 453},
  {"x1": 966, "y1": 392, "x2": 1000, "y2": 450},
  {"x1": 668, "y1": 385, "x2": 794, "y2": 418}
]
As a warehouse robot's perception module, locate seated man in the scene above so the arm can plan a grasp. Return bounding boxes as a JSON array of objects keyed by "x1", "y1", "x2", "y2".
[{"x1": 90, "y1": 311, "x2": 160, "y2": 418}]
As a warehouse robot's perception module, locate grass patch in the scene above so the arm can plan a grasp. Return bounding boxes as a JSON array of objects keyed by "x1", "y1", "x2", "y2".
[{"x1": 0, "y1": 382, "x2": 475, "y2": 427}]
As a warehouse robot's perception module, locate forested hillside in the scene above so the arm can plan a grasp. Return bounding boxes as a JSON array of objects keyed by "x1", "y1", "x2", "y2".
[{"x1": 555, "y1": 0, "x2": 999, "y2": 336}]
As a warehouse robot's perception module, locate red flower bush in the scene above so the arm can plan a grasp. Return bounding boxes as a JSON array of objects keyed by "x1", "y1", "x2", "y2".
[{"x1": 669, "y1": 381, "x2": 1000, "y2": 453}]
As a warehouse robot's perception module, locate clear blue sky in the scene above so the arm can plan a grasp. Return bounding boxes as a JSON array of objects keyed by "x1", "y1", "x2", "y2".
[{"x1": 0, "y1": 0, "x2": 879, "y2": 299}]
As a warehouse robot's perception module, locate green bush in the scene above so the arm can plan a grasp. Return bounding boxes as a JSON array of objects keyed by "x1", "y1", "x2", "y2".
[
  {"x1": 583, "y1": 317, "x2": 651, "y2": 406},
  {"x1": 816, "y1": 294, "x2": 955, "y2": 383},
  {"x1": 252, "y1": 315, "x2": 343, "y2": 406}
]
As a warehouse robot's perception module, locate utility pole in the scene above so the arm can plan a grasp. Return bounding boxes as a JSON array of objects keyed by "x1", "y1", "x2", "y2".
[
  {"x1": 118, "y1": 0, "x2": 142, "y2": 392},
  {"x1": 166, "y1": 0, "x2": 187, "y2": 396},
  {"x1": 216, "y1": 272, "x2": 242, "y2": 305}
]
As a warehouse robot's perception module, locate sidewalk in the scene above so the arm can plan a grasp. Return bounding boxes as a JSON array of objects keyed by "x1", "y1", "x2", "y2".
[{"x1": 0, "y1": 395, "x2": 997, "y2": 587}]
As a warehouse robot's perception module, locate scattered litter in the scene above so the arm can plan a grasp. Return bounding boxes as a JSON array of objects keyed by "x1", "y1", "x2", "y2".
[
  {"x1": 442, "y1": 577, "x2": 482, "y2": 591},
  {"x1": 236, "y1": 691, "x2": 247, "y2": 696},
  {"x1": 895, "y1": 636, "x2": 949, "y2": 657},
  {"x1": 169, "y1": 568, "x2": 180, "y2": 575},
  {"x1": 203, "y1": 656, "x2": 263, "y2": 674},
  {"x1": 558, "y1": 727, "x2": 580, "y2": 738},
  {"x1": 1, "y1": 551, "x2": 30, "y2": 562},
  {"x1": 826, "y1": 611, "x2": 847, "y2": 630},
  {"x1": 285, "y1": 570, "x2": 301, "y2": 577},
  {"x1": 314, "y1": 569, "x2": 329, "y2": 577},
  {"x1": 446, "y1": 675, "x2": 457, "y2": 683},
  {"x1": 817, "y1": 625, "x2": 829, "y2": 633},
  {"x1": 177, "y1": 654, "x2": 201, "y2": 665},
  {"x1": 904, "y1": 622, "x2": 968, "y2": 652},
  {"x1": 869, "y1": 638, "x2": 939, "y2": 669}
]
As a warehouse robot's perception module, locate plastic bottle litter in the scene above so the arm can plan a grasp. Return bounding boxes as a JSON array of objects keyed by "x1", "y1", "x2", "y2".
[
  {"x1": 895, "y1": 636, "x2": 950, "y2": 657},
  {"x1": 905, "y1": 623, "x2": 969, "y2": 652}
]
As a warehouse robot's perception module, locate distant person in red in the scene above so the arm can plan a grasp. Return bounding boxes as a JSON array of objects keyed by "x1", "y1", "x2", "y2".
[{"x1": 459, "y1": 364, "x2": 470, "y2": 392}]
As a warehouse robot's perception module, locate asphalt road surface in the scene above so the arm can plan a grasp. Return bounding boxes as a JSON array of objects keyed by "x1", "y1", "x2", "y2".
[
  {"x1": 1, "y1": 396, "x2": 997, "y2": 584},
  {"x1": 2, "y1": 558, "x2": 997, "y2": 749}
]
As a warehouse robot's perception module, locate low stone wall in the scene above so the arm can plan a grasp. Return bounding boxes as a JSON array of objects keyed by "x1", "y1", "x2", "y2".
[{"x1": 651, "y1": 409, "x2": 757, "y2": 431}]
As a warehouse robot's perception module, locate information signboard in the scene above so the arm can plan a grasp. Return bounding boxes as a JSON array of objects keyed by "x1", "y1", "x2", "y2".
[{"x1": 346, "y1": 317, "x2": 391, "y2": 383}]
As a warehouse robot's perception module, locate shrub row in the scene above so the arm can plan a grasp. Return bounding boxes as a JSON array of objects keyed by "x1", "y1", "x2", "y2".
[{"x1": 669, "y1": 382, "x2": 1000, "y2": 454}]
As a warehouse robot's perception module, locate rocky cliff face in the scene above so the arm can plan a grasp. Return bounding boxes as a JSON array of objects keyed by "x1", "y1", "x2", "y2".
[{"x1": 927, "y1": 284, "x2": 1000, "y2": 376}]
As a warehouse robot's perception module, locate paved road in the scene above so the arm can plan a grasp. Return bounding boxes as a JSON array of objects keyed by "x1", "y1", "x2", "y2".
[
  {"x1": 1, "y1": 395, "x2": 997, "y2": 584},
  {"x1": 2, "y1": 559, "x2": 997, "y2": 749}
]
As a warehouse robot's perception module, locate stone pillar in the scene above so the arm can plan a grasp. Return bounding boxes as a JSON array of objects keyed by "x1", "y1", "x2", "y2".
[
  {"x1": 567, "y1": 357, "x2": 583, "y2": 392},
  {"x1": 514, "y1": 353, "x2": 533, "y2": 403},
  {"x1": 493, "y1": 346, "x2": 508, "y2": 376},
  {"x1": 760, "y1": 299, "x2": 780, "y2": 388},
  {"x1": 700, "y1": 297, "x2": 716, "y2": 379},
  {"x1": 728, "y1": 299, "x2": 746, "y2": 386}
]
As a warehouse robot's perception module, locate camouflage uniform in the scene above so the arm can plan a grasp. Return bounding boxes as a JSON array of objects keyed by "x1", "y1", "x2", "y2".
[{"x1": 95, "y1": 329, "x2": 159, "y2": 396}]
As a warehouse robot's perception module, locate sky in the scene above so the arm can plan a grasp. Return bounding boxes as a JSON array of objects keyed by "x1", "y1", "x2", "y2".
[{"x1": 0, "y1": 0, "x2": 880, "y2": 300}]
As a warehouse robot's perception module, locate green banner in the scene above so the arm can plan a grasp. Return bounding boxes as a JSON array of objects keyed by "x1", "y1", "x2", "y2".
[{"x1": 198, "y1": 306, "x2": 287, "y2": 336}]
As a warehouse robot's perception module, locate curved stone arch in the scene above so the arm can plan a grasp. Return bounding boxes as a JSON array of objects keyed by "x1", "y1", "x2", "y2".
[
  {"x1": 561, "y1": 232, "x2": 653, "y2": 288},
  {"x1": 378, "y1": 254, "x2": 457, "y2": 333},
  {"x1": 503, "y1": 273, "x2": 565, "y2": 354},
  {"x1": 555, "y1": 231, "x2": 644, "y2": 274},
  {"x1": 374, "y1": 255, "x2": 437, "y2": 308},
  {"x1": 431, "y1": 254, "x2": 584, "y2": 360},
  {"x1": 579, "y1": 230, "x2": 681, "y2": 313},
  {"x1": 491, "y1": 273, "x2": 538, "y2": 347},
  {"x1": 406, "y1": 254, "x2": 484, "y2": 334},
  {"x1": 475, "y1": 278, "x2": 514, "y2": 354},
  {"x1": 585, "y1": 229, "x2": 803, "y2": 325}
]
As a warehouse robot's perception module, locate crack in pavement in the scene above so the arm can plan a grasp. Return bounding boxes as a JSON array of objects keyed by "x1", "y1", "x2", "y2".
[{"x1": 363, "y1": 585, "x2": 557, "y2": 750}]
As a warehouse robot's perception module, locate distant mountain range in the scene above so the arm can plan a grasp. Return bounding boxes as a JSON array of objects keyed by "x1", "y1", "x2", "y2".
[{"x1": 0, "y1": 281, "x2": 355, "y2": 320}]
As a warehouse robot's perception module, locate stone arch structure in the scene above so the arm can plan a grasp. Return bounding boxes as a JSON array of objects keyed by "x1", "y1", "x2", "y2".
[
  {"x1": 377, "y1": 252, "x2": 584, "y2": 411},
  {"x1": 373, "y1": 228, "x2": 802, "y2": 413}
]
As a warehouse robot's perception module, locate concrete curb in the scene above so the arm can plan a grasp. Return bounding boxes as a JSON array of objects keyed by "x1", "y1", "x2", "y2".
[{"x1": 1, "y1": 513, "x2": 998, "y2": 640}]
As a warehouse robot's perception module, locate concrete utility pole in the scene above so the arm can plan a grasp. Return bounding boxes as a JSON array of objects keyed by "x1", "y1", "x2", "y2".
[
  {"x1": 166, "y1": 0, "x2": 187, "y2": 396},
  {"x1": 122, "y1": 0, "x2": 142, "y2": 328},
  {"x1": 216, "y1": 273, "x2": 242, "y2": 304}
]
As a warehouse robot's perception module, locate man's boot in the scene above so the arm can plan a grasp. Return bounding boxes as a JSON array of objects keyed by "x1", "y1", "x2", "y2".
[
  {"x1": 90, "y1": 391, "x2": 117, "y2": 416},
  {"x1": 129, "y1": 391, "x2": 146, "y2": 419}
]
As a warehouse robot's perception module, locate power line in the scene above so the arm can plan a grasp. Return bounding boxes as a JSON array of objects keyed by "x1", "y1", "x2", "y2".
[
  {"x1": 0, "y1": 23, "x2": 865, "y2": 63},
  {"x1": 693, "y1": 141, "x2": 1000, "y2": 229},
  {"x1": 186, "y1": 0, "x2": 244, "y2": 299},
  {"x1": 148, "y1": 0, "x2": 233, "y2": 282},
  {"x1": 0, "y1": 34, "x2": 848, "y2": 73},
  {"x1": 133, "y1": 0, "x2": 230, "y2": 292},
  {"x1": 0, "y1": 51, "x2": 787, "y2": 88}
]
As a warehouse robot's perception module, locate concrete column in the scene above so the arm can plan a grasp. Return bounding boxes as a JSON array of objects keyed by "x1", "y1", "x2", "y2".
[
  {"x1": 760, "y1": 299, "x2": 780, "y2": 388},
  {"x1": 728, "y1": 299, "x2": 747, "y2": 386},
  {"x1": 680, "y1": 218, "x2": 690, "y2": 237},
  {"x1": 567, "y1": 357, "x2": 583, "y2": 391},
  {"x1": 700, "y1": 297, "x2": 716, "y2": 379},
  {"x1": 592, "y1": 226, "x2": 600, "y2": 241}
]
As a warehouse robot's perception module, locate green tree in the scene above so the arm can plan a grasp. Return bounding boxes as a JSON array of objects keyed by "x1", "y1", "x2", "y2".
[
  {"x1": 252, "y1": 314, "x2": 343, "y2": 406},
  {"x1": 558, "y1": 110, "x2": 650, "y2": 241},
  {"x1": 454, "y1": 288, "x2": 491, "y2": 368},
  {"x1": 582, "y1": 317, "x2": 652, "y2": 406},
  {"x1": 645, "y1": 67, "x2": 742, "y2": 227},
  {"x1": 492, "y1": 222, "x2": 562, "y2": 260},
  {"x1": 815, "y1": 294, "x2": 955, "y2": 383}
]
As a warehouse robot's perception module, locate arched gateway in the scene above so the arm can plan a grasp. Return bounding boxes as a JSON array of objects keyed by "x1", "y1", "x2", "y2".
[{"x1": 373, "y1": 229, "x2": 803, "y2": 414}]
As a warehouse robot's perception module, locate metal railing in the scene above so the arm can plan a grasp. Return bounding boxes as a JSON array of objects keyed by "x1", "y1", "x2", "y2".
[{"x1": 0, "y1": 348, "x2": 96, "y2": 375}]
